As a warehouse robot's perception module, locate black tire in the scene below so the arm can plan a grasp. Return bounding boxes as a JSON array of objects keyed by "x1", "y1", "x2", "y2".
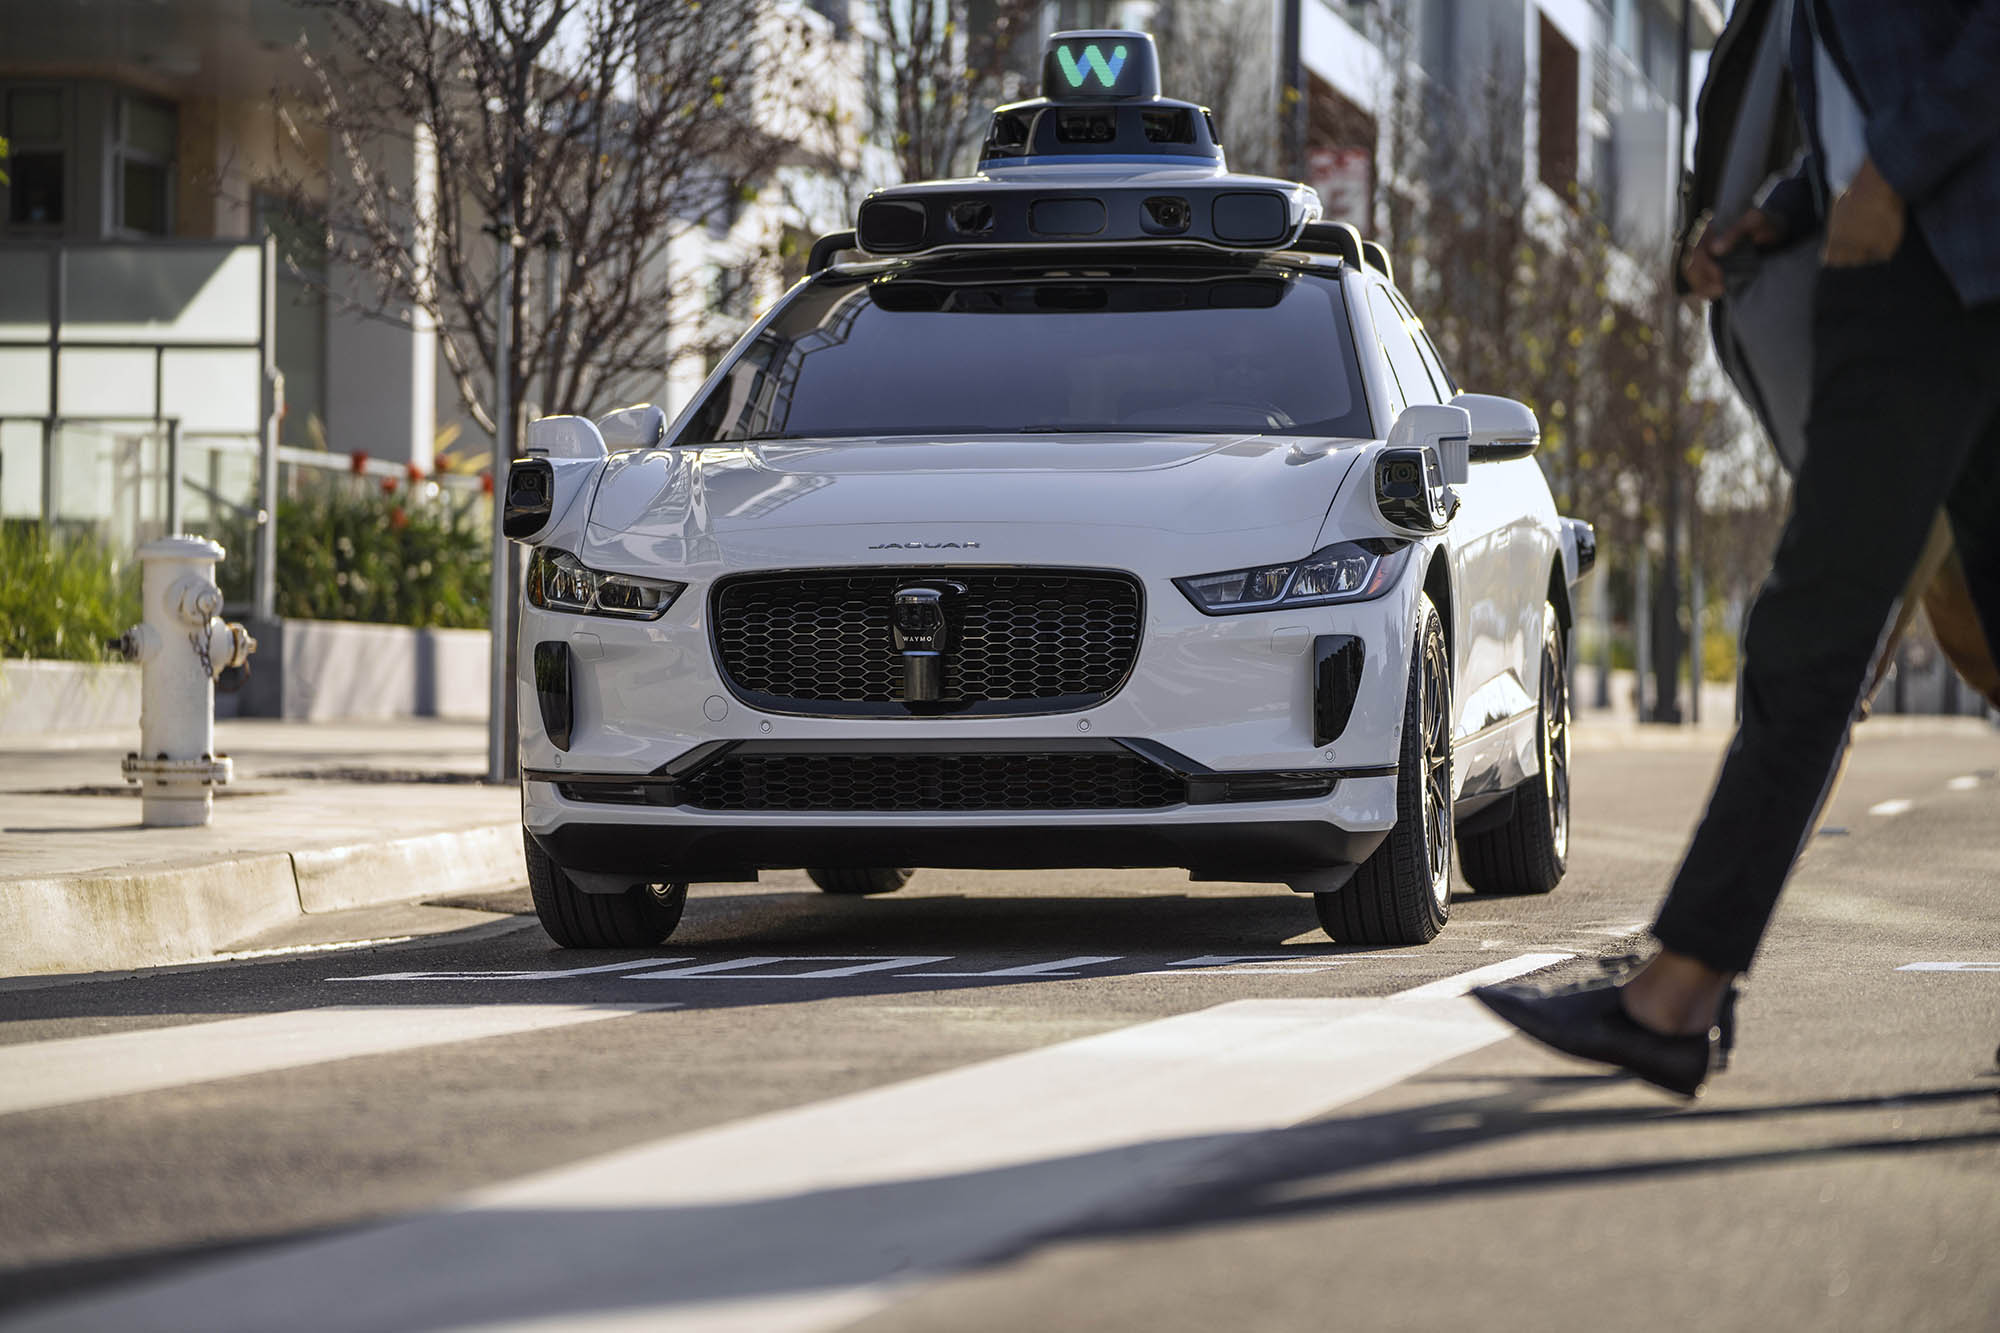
[
  {"x1": 807, "y1": 867, "x2": 915, "y2": 896},
  {"x1": 1316, "y1": 594, "x2": 1453, "y2": 946},
  {"x1": 1459, "y1": 602, "x2": 1570, "y2": 896},
  {"x1": 525, "y1": 835, "x2": 687, "y2": 948}
]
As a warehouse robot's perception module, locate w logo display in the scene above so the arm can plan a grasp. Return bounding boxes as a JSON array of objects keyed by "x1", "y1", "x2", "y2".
[{"x1": 1055, "y1": 43, "x2": 1128, "y2": 90}]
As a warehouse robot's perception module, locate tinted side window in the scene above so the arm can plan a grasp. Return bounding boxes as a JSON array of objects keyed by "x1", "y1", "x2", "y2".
[
  {"x1": 1393, "y1": 291, "x2": 1457, "y2": 399},
  {"x1": 1367, "y1": 286, "x2": 1439, "y2": 413}
]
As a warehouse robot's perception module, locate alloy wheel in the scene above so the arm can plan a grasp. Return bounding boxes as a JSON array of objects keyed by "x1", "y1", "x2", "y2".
[
  {"x1": 1421, "y1": 622, "x2": 1452, "y2": 910},
  {"x1": 1543, "y1": 637, "x2": 1571, "y2": 863}
]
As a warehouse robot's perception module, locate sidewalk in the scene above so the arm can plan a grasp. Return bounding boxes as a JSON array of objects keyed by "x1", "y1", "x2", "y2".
[{"x1": 0, "y1": 720, "x2": 524, "y2": 977}]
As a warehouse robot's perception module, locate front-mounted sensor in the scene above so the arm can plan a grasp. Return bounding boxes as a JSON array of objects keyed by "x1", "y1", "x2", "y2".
[
  {"x1": 857, "y1": 198, "x2": 928, "y2": 252},
  {"x1": 949, "y1": 200, "x2": 994, "y2": 235},
  {"x1": 1029, "y1": 197, "x2": 1106, "y2": 237},
  {"x1": 1141, "y1": 195, "x2": 1191, "y2": 234},
  {"x1": 1212, "y1": 191, "x2": 1289, "y2": 245}
]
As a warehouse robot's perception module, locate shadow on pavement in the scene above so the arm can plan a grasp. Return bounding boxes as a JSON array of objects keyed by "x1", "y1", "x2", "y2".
[
  {"x1": 4, "y1": 1081, "x2": 1993, "y2": 1329},
  {"x1": 0, "y1": 890, "x2": 1465, "y2": 1024}
]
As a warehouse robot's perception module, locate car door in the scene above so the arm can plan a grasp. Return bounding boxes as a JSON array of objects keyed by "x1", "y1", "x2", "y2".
[{"x1": 1365, "y1": 285, "x2": 1514, "y2": 771}]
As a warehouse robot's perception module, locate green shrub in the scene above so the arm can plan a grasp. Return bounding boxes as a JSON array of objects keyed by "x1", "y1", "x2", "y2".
[
  {"x1": 216, "y1": 475, "x2": 492, "y2": 629},
  {"x1": 0, "y1": 523, "x2": 139, "y2": 661}
]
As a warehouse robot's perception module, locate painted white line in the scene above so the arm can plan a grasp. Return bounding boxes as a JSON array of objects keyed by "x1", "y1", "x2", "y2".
[
  {"x1": 10, "y1": 953, "x2": 1570, "y2": 1333},
  {"x1": 331, "y1": 958, "x2": 691, "y2": 983},
  {"x1": 0, "y1": 1004, "x2": 671, "y2": 1119},
  {"x1": 1868, "y1": 798, "x2": 1914, "y2": 817},
  {"x1": 625, "y1": 955, "x2": 953, "y2": 980},
  {"x1": 1946, "y1": 775, "x2": 1980, "y2": 791},
  {"x1": 1896, "y1": 961, "x2": 2000, "y2": 972},
  {"x1": 1385, "y1": 953, "x2": 1578, "y2": 1001},
  {"x1": 906, "y1": 955, "x2": 1125, "y2": 978},
  {"x1": 1131, "y1": 951, "x2": 1400, "y2": 976}
]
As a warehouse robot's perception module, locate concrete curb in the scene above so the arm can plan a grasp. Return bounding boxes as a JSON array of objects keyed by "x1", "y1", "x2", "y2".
[{"x1": 0, "y1": 823, "x2": 523, "y2": 977}]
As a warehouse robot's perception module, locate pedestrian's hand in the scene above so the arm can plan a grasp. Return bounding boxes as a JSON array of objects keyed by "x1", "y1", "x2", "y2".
[
  {"x1": 1823, "y1": 157, "x2": 1905, "y2": 268},
  {"x1": 1681, "y1": 209, "x2": 1784, "y2": 300}
]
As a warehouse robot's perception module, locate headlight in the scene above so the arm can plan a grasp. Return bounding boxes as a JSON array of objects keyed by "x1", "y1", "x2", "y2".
[
  {"x1": 1175, "y1": 539, "x2": 1411, "y2": 615},
  {"x1": 525, "y1": 548, "x2": 685, "y2": 620}
]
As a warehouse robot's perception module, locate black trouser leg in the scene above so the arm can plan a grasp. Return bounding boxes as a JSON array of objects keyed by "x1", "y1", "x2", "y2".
[{"x1": 1653, "y1": 235, "x2": 2000, "y2": 974}]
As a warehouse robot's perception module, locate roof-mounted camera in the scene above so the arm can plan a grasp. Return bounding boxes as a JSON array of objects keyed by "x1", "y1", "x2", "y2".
[{"x1": 834, "y1": 29, "x2": 1327, "y2": 265}]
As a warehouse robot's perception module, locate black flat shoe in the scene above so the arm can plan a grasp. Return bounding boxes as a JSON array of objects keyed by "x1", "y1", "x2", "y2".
[
  {"x1": 1562, "y1": 953, "x2": 1739, "y2": 1071},
  {"x1": 1472, "y1": 977, "x2": 1718, "y2": 1098}
]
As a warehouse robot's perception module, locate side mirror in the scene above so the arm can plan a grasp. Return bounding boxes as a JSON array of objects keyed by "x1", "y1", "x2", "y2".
[
  {"x1": 1377, "y1": 404, "x2": 1470, "y2": 535},
  {"x1": 526, "y1": 414, "x2": 608, "y2": 459},
  {"x1": 1450, "y1": 393, "x2": 1540, "y2": 461},
  {"x1": 596, "y1": 403, "x2": 669, "y2": 450},
  {"x1": 1386, "y1": 403, "x2": 1470, "y2": 485}
]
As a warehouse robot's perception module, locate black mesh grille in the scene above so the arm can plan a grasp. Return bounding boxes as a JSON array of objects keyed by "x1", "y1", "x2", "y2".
[
  {"x1": 679, "y1": 750, "x2": 1184, "y2": 812},
  {"x1": 711, "y1": 569, "x2": 1141, "y2": 713}
]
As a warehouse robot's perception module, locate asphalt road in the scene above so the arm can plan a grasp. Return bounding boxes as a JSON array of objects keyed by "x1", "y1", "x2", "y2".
[{"x1": 2, "y1": 720, "x2": 1996, "y2": 1332}]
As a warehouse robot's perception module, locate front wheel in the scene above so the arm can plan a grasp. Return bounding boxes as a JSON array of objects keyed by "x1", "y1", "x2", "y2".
[
  {"x1": 1459, "y1": 602, "x2": 1569, "y2": 896},
  {"x1": 1316, "y1": 594, "x2": 1453, "y2": 946},
  {"x1": 525, "y1": 836, "x2": 687, "y2": 948}
]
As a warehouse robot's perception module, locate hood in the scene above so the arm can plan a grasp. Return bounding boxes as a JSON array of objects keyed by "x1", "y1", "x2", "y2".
[{"x1": 579, "y1": 433, "x2": 1368, "y2": 574}]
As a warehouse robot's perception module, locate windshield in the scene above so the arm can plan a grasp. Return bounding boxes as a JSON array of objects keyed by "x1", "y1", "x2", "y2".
[{"x1": 673, "y1": 261, "x2": 1372, "y2": 443}]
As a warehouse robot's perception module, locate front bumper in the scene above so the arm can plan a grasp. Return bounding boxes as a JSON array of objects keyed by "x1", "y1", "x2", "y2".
[
  {"x1": 527, "y1": 808, "x2": 1390, "y2": 884},
  {"x1": 517, "y1": 560, "x2": 1418, "y2": 881}
]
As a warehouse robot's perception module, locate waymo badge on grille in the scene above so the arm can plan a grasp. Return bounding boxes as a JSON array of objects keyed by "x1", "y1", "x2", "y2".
[
  {"x1": 1056, "y1": 42, "x2": 1128, "y2": 90},
  {"x1": 892, "y1": 583, "x2": 964, "y2": 703}
]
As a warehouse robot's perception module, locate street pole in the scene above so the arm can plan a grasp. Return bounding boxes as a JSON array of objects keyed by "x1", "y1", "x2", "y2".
[
  {"x1": 1650, "y1": 0, "x2": 1698, "y2": 725},
  {"x1": 1281, "y1": 0, "x2": 1307, "y2": 183},
  {"x1": 540, "y1": 229, "x2": 562, "y2": 411},
  {"x1": 485, "y1": 217, "x2": 517, "y2": 786}
]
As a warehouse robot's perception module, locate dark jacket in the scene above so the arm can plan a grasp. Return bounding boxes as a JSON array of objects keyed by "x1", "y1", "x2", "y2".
[{"x1": 1761, "y1": 0, "x2": 2000, "y2": 308}]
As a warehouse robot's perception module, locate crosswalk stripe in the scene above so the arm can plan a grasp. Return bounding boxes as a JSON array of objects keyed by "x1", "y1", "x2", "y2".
[
  {"x1": 0, "y1": 1003, "x2": 672, "y2": 1118},
  {"x1": 7, "y1": 953, "x2": 1568, "y2": 1333}
]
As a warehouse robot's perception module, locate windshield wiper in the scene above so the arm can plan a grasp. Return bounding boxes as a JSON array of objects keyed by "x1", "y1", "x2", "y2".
[{"x1": 1013, "y1": 424, "x2": 1133, "y2": 434}]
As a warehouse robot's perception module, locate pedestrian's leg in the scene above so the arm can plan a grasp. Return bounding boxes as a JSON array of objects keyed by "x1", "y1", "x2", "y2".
[
  {"x1": 1942, "y1": 411, "x2": 2000, "y2": 683},
  {"x1": 1645, "y1": 244, "x2": 2000, "y2": 987}
]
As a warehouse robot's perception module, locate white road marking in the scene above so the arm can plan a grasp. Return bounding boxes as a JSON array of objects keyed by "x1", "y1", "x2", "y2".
[
  {"x1": 9, "y1": 954, "x2": 1570, "y2": 1333},
  {"x1": 331, "y1": 958, "x2": 691, "y2": 983},
  {"x1": 1896, "y1": 961, "x2": 2000, "y2": 972},
  {"x1": 0, "y1": 1004, "x2": 671, "y2": 1118},
  {"x1": 1869, "y1": 798, "x2": 1915, "y2": 817},
  {"x1": 1133, "y1": 952, "x2": 1398, "y2": 976},
  {"x1": 1946, "y1": 775, "x2": 1980, "y2": 791},
  {"x1": 626, "y1": 955, "x2": 952, "y2": 979},
  {"x1": 905, "y1": 955, "x2": 1125, "y2": 978}
]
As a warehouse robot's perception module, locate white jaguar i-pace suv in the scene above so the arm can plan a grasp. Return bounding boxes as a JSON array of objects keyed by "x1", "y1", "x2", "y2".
[{"x1": 501, "y1": 30, "x2": 1596, "y2": 950}]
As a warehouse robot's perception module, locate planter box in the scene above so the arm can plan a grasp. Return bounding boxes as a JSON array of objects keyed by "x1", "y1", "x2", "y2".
[
  {"x1": 228, "y1": 618, "x2": 490, "y2": 722},
  {"x1": 0, "y1": 659, "x2": 141, "y2": 736}
]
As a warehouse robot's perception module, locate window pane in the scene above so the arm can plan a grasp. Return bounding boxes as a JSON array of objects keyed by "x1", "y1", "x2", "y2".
[
  {"x1": 123, "y1": 96, "x2": 177, "y2": 158},
  {"x1": 6, "y1": 89, "x2": 63, "y2": 144},
  {"x1": 1368, "y1": 287, "x2": 1437, "y2": 409},
  {"x1": 122, "y1": 160, "x2": 172, "y2": 235},
  {"x1": 8, "y1": 151, "x2": 65, "y2": 225},
  {"x1": 678, "y1": 266, "x2": 1373, "y2": 443}
]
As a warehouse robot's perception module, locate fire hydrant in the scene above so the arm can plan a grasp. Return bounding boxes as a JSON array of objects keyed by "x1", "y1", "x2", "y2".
[{"x1": 115, "y1": 536, "x2": 257, "y2": 827}]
